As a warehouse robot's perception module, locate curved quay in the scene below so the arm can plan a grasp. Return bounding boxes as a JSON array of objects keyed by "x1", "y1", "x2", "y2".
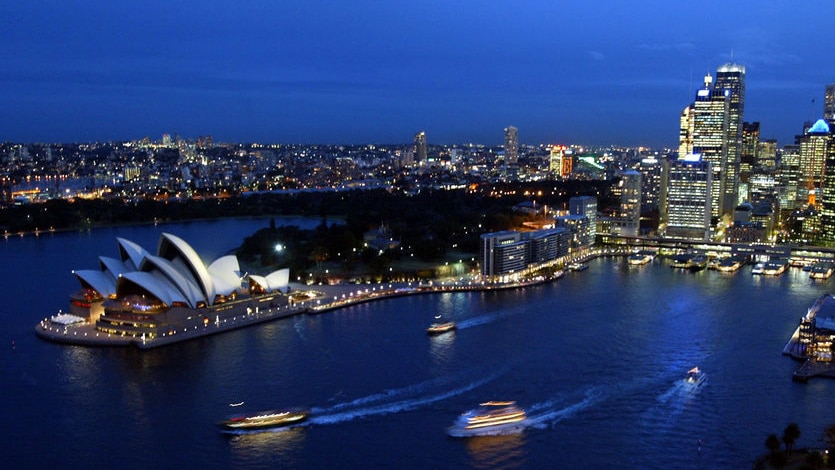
[{"x1": 34, "y1": 271, "x2": 566, "y2": 350}]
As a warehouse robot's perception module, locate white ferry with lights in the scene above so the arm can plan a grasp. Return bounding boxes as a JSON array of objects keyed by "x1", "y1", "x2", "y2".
[
  {"x1": 426, "y1": 315, "x2": 456, "y2": 335},
  {"x1": 220, "y1": 408, "x2": 309, "y2": 431},
  {"x1": 447, "y1": 401, "x2": 527, "y2": 437}
]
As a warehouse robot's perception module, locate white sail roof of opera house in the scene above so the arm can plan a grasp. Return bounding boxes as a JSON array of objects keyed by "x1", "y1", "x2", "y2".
[
  {"x1": 70, "y1": 232, "x2": 288, "y2": 309},
  {"x1": 249, "y1": 268, "x2": 290, "y2": 293}
]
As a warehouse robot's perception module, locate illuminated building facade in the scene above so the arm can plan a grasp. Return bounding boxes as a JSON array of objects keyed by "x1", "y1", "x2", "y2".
[
  {"x1": 556, "y1": 215, "x2": 592, "y2": 248},
  {"x1": 741, "y1": 121, "x2": 759, "y2": 185},
  {"x1": 638, "y1": 156, "x2": 662, "y2": 212},
  {"x1": 797, "y1": 119, "x2": 831, "y2": 207},
  {"x1": 757, "y1": 139, "x2": 777, "y2": 169},
  {"x1": 692, "y1": 72, "x2": 730, "y2": 218},
  {"x1": 479, "y1": 229, "x2": 569, "y2": 277},
  {"x1": 480, "y1": 231, "x2": 526, "y2": 276},
  {"x1": 714, "y1": 63, "x2": 745, "y2": 211},
  {"x1": 663, "y1": 156, "x2": 712, "y2": 241},
  {"x1": 679, "y1": 64, "x2": 745, "y2": 219},
  {"x1": 414, "y1": 131, "x2": 427, "y2": 163},
  {"x1": 778, "y1": 145, "x2": 801, "y2": 211},
  {"x1": 612, "y1": 170, "x2": 641, "y2": 237},
  {"x1": 819, "y1": 125, "x2": 835, "y2": 245},
  {"x1": 549, "y1": 145, "x2": 572, "y2": 178},
  {"x1": 569, "y1": 195, "x2": 597, "y2": 240},
  {"x1": 504, "y1": 126, "x2": 518, "y2": 165},
  {"x1": 826, "y1": 84, "x2": 835, "y2": 123}
]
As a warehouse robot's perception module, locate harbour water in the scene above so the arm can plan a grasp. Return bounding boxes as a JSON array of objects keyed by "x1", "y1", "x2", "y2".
[{"x1": 3, "y1": 219, "x2": 835, "y2": 469}]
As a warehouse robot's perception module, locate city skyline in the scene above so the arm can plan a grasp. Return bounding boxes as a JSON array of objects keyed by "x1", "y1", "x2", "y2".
[{"x1": 3, "y1": 1, "x2": 834, "y2": 147}]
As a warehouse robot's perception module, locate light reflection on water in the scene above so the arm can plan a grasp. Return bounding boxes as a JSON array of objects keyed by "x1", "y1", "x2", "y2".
[
  {"x1": 465, "y1": 433, "x2": 528, "y2": 470},
  {"x1": 228, "y1": 426, "x2": 307, "y2": 461}
]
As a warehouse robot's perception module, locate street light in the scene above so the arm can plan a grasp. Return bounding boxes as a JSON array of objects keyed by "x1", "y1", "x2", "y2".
[{"x1": 275, "y1": 243, "x2": 284, "y2": 253}]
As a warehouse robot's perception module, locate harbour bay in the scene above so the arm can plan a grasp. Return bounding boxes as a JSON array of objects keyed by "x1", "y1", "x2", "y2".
[{"x1": 3, "y1": 219, "x2": 835, "y2": 468}]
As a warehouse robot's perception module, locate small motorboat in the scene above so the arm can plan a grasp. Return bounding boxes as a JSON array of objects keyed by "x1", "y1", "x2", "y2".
[{"x1": 685, "y1": 367, "x2": 705, "y2": 386}]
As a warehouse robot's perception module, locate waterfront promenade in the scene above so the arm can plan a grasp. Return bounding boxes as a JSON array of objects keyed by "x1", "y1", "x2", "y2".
[{"x1": 34, "y1": 271, "x2": 567, "y2": 349}]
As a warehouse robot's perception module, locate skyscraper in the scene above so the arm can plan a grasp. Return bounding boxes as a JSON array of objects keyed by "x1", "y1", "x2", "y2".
[
  {"x1": 504, "y1": 126, "x2": 518, "y2": 165},
  {"x1": 616, "y1": 170, "x2": 641, "y2": 237},
  {"x1": 414, "y1": 131, "x2": 427, "y2": 163},
  {"x1": 690, "y1": 71, "x2": 729, "y2": 219},
  {"x1": 820, "y1": 129, "x2": 835, "y2": 244},
  {"x1": 825, "y1": 84, "x2": 835, "y2": 123},
  {"x1": 797, "y1": 119, "x2": 831, "y2": 207},
  {"x1": 678, "y1": 64, "x2": 746, "y2": 220},
  {"x1": 714, "y1": 63, "x2": 746, "y2": 211},
  {"x1": 662, "y1": 155, "x2": 713, "y2": 241}
]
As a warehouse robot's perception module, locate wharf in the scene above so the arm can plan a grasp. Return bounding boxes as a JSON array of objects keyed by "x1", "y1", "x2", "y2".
[
  {"x1": 792, "y1": 359, "x2": 835, "y2": 382},
  {"x1": 36, "y1": 302, "x2": 309, "y2": 349}
]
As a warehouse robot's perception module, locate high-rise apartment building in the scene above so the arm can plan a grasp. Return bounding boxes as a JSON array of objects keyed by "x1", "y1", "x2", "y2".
[
  {"x1": 414, "y1": 131, "x2": 427, "y2": 163},
  {"x1": 615, "y1": 170, "x2": 641, "y2": 237},
  {"x1": 569, "y1": 195, "x2": 597, "y2": 240},
  {"x1": 504, "y1": 126, "x2": 518, "y2": 165}
]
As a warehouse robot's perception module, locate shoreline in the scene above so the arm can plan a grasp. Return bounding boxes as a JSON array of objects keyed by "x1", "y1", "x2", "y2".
[{"x1": 34, "y1": 272, "x2": 566, "y2": 350}]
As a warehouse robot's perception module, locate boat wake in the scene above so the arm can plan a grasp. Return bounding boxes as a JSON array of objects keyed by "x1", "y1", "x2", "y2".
[
  {"x1": 456, "y1": 304, "x2": 530, "y2": 330},
  {"x1": 524, "y1": 388, "x2": 603, "y2": 430},
  {"x1": 638, "y1": 374, "x2": 707, "y2": 431},
  {"x1": 309, "y1": 369, "x2": 507, "y2": 426},
  {"x1": 293, "y1": 318, "x2": 308, "y2": 342}
]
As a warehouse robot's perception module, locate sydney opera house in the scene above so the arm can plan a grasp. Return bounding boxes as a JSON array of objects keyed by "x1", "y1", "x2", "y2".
[{"x1": 42, "y1": 232, "x2": 294, "y2": 344}]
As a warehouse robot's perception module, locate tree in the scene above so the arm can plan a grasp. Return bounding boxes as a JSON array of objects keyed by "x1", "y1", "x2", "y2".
[
  {"x1": 782, "y1": 422, "x2": 801, "y2": 456},
  {"x1": 765, "y1": 433, "x2": 781, "y2": 456}
]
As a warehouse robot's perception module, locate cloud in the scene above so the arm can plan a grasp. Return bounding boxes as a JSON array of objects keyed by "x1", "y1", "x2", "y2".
[
  {"x1": 636, "y1": 42, "x2": 696, "y2": 52},
  {"x1": 588, "y1": 50, "x2": 606, "y2": 61}
]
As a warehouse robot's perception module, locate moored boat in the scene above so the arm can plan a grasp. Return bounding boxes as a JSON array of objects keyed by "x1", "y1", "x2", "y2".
[
  {"x1": 751, "y1": 262, "x2": 765, "y2": 275},
  {"x1": 762, "y1": 259, "x2": 788, "y2": 276},
  {"x1": 688, "y1": 255, "x2": 708, "y2": 272},
  {"x1": 220, "y1": 408, "x2": 309, "y2": 431},
  {"x1": 810, "y1": 261, "x2": 835, "y2": 280},
  {"x1": 716, "y1": 256, "x2": 745, "y2": 273},
  {"x1": 448, "y1": 401, "x2": 527, "y2": 437},
  {"x1": 627, "y1": 253, "x2": 653, "y2": 266},
  {"x1": 567, "y1": 262, "x2": 589, "y2": 271}
]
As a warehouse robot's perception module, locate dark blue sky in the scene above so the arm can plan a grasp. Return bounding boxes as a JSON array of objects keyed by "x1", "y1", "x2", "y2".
[{"x1": 2, "y1": 1, "x2": 832, "y2": 147}]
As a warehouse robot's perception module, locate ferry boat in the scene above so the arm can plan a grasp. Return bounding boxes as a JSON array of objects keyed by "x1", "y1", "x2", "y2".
[
  {"x1": 448, "y1": 401, "x2": 527, "y2": 437},
  {"x1": 685, "y1": 367, "x2": 705, "y2": 386},
  {"x1": 567, "y1": 262, "x2": 589, "y2": 271},
  {"x1": 762, "y1": 259, "x2": 789, "y2": 276},
  {"x1": 426, "y1": 315, "x2": 456, "y2": 335},
  {"x1": 751, "y1": 262, "x2": 765, "y2": 275},
  {"x1": 810, "y1": 261, "x2": 835, "y2": 280},
  {"x1": 688, "y1": 255, "x2": 709, "y2": 272},
  {"x1": 716, "y1": 256, "x2": 745, "y2": 273},
  {"x1": 670, "y1": 254, "x2": 693, "y2": 269},
  {"x1": 220, "y1": 408, "x2": 309, "y2": 431},
  {"x1": 627, "y1": 253, "x2": 653, "y2": 266}
]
